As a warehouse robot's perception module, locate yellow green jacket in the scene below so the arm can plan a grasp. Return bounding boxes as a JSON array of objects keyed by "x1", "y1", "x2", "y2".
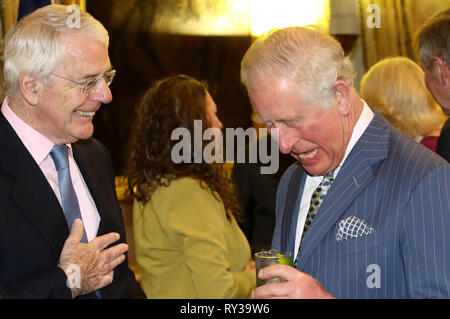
[{"x1": 133, "y1": 177, "x2": 255, "y2": 298}]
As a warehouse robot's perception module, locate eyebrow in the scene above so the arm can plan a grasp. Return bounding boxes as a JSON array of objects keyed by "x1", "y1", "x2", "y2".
[
  {"x1": 284, "y1": 117, "x2": 302, "y2": 125},
  {"x1": 80, "y1": 66, "x2": 113, "y2": 80},
  {"x1": 268, "y1": 115, "x2": 302, "y2": 126}
]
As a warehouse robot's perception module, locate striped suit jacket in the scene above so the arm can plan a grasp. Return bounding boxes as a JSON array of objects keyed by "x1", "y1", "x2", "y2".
[{"x1": 272, "y1": 112, "x2": 450, "y2": 298}]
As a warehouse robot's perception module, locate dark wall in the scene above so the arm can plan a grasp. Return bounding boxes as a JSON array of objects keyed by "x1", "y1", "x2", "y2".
[{"x1": 87, "y1": 0, "x2": 253, "y2": 175}]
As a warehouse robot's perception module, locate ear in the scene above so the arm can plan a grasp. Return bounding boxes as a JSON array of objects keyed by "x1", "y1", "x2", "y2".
[
  {"x1": 332, "y1": 80, "x2": 351, "y2": 116},
  {"x1": 435, "y1": 57, "x2": 449, "y2": 86},
  {"x1": 18, "y1": 72, "x2": 41, "y2": 106}
]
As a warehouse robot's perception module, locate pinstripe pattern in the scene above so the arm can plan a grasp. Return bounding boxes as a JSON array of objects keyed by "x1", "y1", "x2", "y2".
[{"x1": 272, "y1": 113, "x2": 450, "y2": 298}]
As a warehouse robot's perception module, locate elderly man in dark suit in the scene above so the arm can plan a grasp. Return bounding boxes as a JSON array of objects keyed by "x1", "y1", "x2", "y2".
[
  {"x1": 0, "y1": 5, "x2": 145, "y2": 298},
  {"x1": 241, "y1": 26, "x2": 450, "y2": 298},
  {"x1": 417, "y1": 7, "x2": 450, "y2": 162}
]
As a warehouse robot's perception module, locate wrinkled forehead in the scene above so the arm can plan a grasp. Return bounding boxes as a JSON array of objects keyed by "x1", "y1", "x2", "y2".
[
  {"x1": 57, "y1": 33, "x2": 111, "y2": 75},
  {"x1": 248, "y1": 78, "x2": 308, "y2": 122}
]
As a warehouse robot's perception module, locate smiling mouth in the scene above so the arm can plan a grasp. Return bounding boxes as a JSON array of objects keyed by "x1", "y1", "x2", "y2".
[
  {"x1": 298, "y1": 149, "x2": 318, "y2": 159},
  {"x1": 75, "y1": 111, "x2": 96, "y2": 117}
]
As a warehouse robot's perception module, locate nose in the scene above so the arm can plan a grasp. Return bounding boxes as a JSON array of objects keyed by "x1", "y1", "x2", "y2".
[
  {"x1": 211, "y1": 115, "x2": 223, "y2": 130},
  {"x1": 91, "y1": 79, "x2": 113, "y2": 104},
  {"x1": 217, "y1": 118, "x2": 223, "y2": 130},
  {"x1": 277, "y1": 126, "x2": 295, "y2": 154}
]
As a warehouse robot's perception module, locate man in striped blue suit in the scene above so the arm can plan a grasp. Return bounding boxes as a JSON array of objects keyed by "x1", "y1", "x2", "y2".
[{"x1": 240, "y1": 26, "x2": 450, "y2": 298}]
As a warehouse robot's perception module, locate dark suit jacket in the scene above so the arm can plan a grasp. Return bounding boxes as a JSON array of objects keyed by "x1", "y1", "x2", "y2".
[
  {"x1": 437, "y1": 118, "x2": 450, "y2": 162},
  {"x1": 0, "y1": 112, "x2": 145, "y2": 299},
  {"x1": 0, "y1": 284, "x2": 7, "y2": 299},
  {"x1": 231, "y1": 135, "x2": 295, "y2": 250},
  {"x1": 272, "y1": 112, "x2": 450, "y2": 298}
]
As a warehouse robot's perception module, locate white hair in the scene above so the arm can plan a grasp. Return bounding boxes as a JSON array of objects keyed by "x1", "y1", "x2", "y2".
[
  {"x1": 4, "y1": 4, "x2": 109, "y2": 96},
  {"x1": 241, "y1": 26, "x2": 354, "y2": 108}
]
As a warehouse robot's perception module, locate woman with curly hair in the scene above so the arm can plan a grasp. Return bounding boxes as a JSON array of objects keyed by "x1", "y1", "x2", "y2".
[{"x1": 126, "y1": 74, "x2": 256, "y2": 298}]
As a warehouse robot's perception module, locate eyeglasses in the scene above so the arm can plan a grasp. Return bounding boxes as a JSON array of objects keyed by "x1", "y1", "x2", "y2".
[{"x1": 50, "y1": 69, "x2": 117, "y2": 96}]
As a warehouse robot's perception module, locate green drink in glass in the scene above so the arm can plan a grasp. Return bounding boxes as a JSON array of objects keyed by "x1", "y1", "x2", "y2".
[{"x1": 254, "y1": 249, "x2": 293, "y2": 287}]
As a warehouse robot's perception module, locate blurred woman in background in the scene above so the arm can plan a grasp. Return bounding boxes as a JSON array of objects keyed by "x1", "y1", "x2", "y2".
[
  {"x1": 361, "y1": 56, "x2": 447, "y2": 152},
  {"x1": 126, "y1": 74, "x2": 255, "y2": 298}
]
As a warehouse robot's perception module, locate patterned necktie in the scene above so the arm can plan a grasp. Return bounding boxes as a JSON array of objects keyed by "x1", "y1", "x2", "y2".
[
  {"x1": 50, "y1": 145, "x2": 88, "y2": 243},
  {"x1": 301, "y1": 171, "x2": 335, "y2": 242},
  {"x1": 294, "y1": 171, "x2": 335, "y2": 266}
]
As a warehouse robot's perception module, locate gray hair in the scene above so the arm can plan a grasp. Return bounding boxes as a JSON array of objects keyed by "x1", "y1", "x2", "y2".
[
  {"x1": 241, "y1": 26, "x2": 354, "y2": 108},
  {"x1": 4, "y1": 4, "x2": 109, "y2": 96},
  {"x1": 416, "y1": 7, "x2": 450, "y2": 70}
]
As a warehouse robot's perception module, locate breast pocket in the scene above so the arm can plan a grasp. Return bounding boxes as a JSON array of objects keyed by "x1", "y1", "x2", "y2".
[{"x1": 334, "y1": 231, "x2": 386, "y2": 258}]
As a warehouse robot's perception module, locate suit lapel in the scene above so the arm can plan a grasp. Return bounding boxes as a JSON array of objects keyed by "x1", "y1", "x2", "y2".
[
  {"x1": 280, "y1": 164, "x2": 305, "y2": 253},
  {"x1": 0, "y1": 114, "x2": 68, "y2": 257},
  {"x1": 297, "y1": 113, "x2": 391, "y2": 269},
  {"x1": 72, "y1": 140, "x2": 115, "y2": 236}
]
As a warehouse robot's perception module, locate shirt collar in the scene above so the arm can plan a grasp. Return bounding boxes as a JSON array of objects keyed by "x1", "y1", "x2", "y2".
[
  {"x1": 1, "y1": 97, "x2": 73, "y2": 165},
  {"x1": 305, "y1": 99, "x2": 374, "y2": 180},
  {"x1": 334, "y1": 99, "x2": 374, "y2": 177}
]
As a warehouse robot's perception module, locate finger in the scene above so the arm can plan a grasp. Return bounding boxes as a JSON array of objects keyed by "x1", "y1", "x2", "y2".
[
  {"x1": 65, "y1": 219, "x2": 85, "y2": 245},
  {"x1": 93, "y1": 232, "x2": 121, "y2": 250},
  {"x1": 99, "y1": 254, "x2": 125, "y2": 276},
  {"x1": 100, "y1": 243, "x2": 128, "y2": 264},
  {"x1": 253, "y1": 282, "x2": 290, "y2": 299},
  {"x1": 109, "y1": 254, "x2": 126, "y2": 270},
  {"x1": 97, "y1": 271, "x2": 114, "y2": 290},
  {"x1": 258, "y1": 264, "x2": 298, "y2": 281}
]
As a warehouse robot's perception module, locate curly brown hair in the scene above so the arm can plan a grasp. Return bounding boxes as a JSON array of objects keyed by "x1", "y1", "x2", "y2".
[{"x1": 126, "y1": 74, "x2": 242, "y2": 222}]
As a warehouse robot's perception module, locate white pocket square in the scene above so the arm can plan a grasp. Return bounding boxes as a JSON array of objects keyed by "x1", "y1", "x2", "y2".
[{"x1": 336, "y1": 216, "x2": 375, "y2": 242}]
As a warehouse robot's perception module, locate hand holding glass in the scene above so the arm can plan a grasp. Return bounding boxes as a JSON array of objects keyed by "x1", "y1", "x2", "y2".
[{"x1": 254, "y1": 249, "x2": 292, "y2": 287}]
